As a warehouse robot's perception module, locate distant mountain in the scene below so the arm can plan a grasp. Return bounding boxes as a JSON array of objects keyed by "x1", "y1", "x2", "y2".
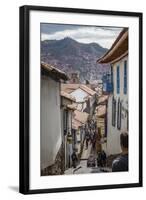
[{"x1": 41, "y1": 37, "x2": 110, "y2": 82}]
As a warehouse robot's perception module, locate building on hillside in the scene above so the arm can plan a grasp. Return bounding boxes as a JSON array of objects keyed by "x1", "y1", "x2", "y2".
[
  {"x1": 41, "y1": 62, "x2": 68, "y2": 175},
  {"x1": 60, "y1": 91, "x2": 76, "y2": 170},
  {"x1": 70, "y1": 72, "x2": 80, "y2": 84},
  {"x1": 97, "y1": 28, "x2": 128, "y2": 156},
  {"x1": 61, "y1": 84, "x2": 96, "y2": 116}
]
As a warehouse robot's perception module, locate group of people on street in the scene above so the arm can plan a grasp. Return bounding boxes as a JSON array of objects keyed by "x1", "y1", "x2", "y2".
[
  {"x1": 71, "y1": 116, "x2": 128, "y2": 172},
  {"x1": 85, "y1": 120, "x2": 97, "y2": 150}
]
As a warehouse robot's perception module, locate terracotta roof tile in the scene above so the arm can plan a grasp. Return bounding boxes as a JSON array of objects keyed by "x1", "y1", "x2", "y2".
[
  {"x1": 95, "y1": 105, "x2": 106, "y2": 117},
  {"x1": 72, "y1": 119, "x2": 82, "y2": 130},
  {"x1": 98, "y1": 95, "x2": 109, "y2": 104},
  {"x1": 61, "y1": 84, "x2": 80, "y2": 93},
  {"x1": 79, "y1": 85, "x2": 96, "y2": 96},
  {"x1": 60, "y1": 91, "x2": 76, "y2": 102},
  {"x1": 67, "y1": 104, "x2": 77, "y2": 110},
  {"x1": 74, "y1": 110, "x2": 89, "y2": 124},
  {"x1": 61, "y1": 83, "x2": 96, "y2": 96},
  {"x1": 41, "y1": 62, "x2": 68, "y2": 80}
]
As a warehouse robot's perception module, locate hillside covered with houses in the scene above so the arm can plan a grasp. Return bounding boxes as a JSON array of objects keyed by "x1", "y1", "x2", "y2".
[{"x1": 41, "y1": 37, "x2": 110, "y2": 82}]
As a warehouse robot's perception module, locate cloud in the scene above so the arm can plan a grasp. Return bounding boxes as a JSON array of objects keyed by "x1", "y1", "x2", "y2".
[
  {"x1": 41, "y1": 24, "x2": 78, "y2": 34},
  {"x1": 41, "y1": 24, "x2": 123, "y2": 49}
]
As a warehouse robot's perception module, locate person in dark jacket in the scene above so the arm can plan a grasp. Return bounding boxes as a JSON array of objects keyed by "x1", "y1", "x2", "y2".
[
  {"x1": 97, "y1": 150, "x2": 106, "y2": 167},
  {"x1": 71, "y1": 151, "x2": 78, "y2": 168},
  {"x1": 101, "y1": 150, "x2": 107, "y2": 167},
  {"x1": 112, "y1": 132, "x2": 128, "y2": 172},
  {"x1": 85, "y1": 129, "x2": 90, "y2": 149}
]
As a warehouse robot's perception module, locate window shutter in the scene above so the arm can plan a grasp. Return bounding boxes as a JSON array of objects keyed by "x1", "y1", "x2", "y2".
[
  {"x1": 63, "y1": 110, "x2": 68, "y2": 135},
  {"x1": 127, "y1": 110, "x2": 129, "y2": 131},
  {"x1": 112, "y1": 97, "x2": 114, "y2": 126},
  {"x1": 114, "y1": 99, "x2": 116, "y2": 127},
  {"x1": 124, "y1": 60, "x2": 127, "y2": 94},
  {"x1": 117, "y1": 98, "x2": 121, "y2": 130},
  {"x1": 112, "y1": 96, "x2": 116, "y2": 127},
  {"x1": 111, "y1": 66, "x2": 114, "y2": 92},
  {"x1": 117, "y1": 66, "x2": 120, "y2": 94}
]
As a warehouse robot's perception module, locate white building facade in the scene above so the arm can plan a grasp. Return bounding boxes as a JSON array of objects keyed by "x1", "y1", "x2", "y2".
[
  {"x1": 97, "y1": 28, "x2": 128, "y2": 156},
  {"x1": 106, "y1": 56, "x2": 128, "y2": 155},
  {"x1": 41, "y1": 76, "x2": 62, "y2": 169},
  {"x1": 70, "y1": 86, "x2": 96, "y2": 115},
  {"x1": 41, "y1": 63, "x2": 68, "y2": 175}
]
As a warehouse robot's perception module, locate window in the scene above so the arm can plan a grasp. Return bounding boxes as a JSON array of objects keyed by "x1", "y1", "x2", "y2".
[
  {"x1": 112, "y1": 96, "x2": 116, "y2": 127},
  {"x1": 117, "y1": 98, "x2": 122, "y2": 130},
  {"x1": 117, "y1": 66, "x2": 120, "y2": 94},
  {"x1": 124, "y1": 60, "x2": 127, "y2": 94},
  {"x1": 63, "y1": 110, "x2": 68, "y2": 135},
  {"x1": 111, "y1": 66, "x2": 114, "y2": 92}
]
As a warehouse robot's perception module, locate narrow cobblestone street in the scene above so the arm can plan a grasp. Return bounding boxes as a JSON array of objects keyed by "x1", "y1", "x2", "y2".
[{"x1": 65, "y1": 139, "x2": 112, "y2": 175}]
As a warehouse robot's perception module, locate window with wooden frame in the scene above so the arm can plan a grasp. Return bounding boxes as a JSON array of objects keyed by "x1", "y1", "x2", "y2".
[
  {"x1": 111, "y1": 65, "x2": 114, "y2": 92},
  {"x1": 112, "y1": 96, "x2": 116, "y2": 127},
  {"x1": 63, "y1": 110, "x2": 68, "y2": 135},
  {"x1": 117, "y1": 66, "x2": 120, "y2": 94},
  {"x1": 117, "y1": 98, "x2": 122, "y2": 130},
  {"x1": 124, "y1": 60, "x2": 127, "y2": 94}
]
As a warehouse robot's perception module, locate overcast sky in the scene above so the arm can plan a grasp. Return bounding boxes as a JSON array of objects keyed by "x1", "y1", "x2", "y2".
[{"x1": 41, "y1": 24, "x2": 123, "y2": 49}]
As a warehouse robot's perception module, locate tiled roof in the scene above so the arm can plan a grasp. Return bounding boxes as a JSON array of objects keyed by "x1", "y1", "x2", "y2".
[
  {"x1": 79, "y1": 85, "x2": 96, "y2": 96},
  {"x1": 41, "y1": 62, "x2": 68, "y2": 80},
  {"x1": 74, "y1": 110, "x2": 89, "y2": 124},
  {"x1": 95, "y1": 105, "x2": 106, "y2": 117},
  {"x1": 72, "y1": 119, "x2": 82, "y2": 130},
  {"x1": 67, "y1": 104, "x2": 77, "y2": 110},
  {"x1": 61, "y1": 83, "x2": 96, "y2": 96},
  {"x1": 61, "y1": 84, "x2": 80, "y2": 93},
  {"x1": 60, "y1": 91, "x2": 76, "y2": 102},
  {"x1": 97, "y1": 28, "x2": 128, "y2": 64},
  {"x1": 97, "y1": 95, "x2": 109, "y2": 104}
]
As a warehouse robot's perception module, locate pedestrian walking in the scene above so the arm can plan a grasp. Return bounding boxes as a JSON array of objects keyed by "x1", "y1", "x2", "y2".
[
  {"x1": 97, "y1": 151, "x2": 102, "y2": 167},
  {"x1": 71, "y1": 151, "x2": 78, "y2": 168},
  {"x1": 101, "y1": 150, "x2": 107, "y2": 167},
  {"x1": 85, "y1": 129, "x2": 90, "y2": 149},
  {"x1": 90, "y1": 129, "x2": 94, "y2": 145},
  {"x1": 92, "y1": 133, "x2": 96, "y2": 151}
]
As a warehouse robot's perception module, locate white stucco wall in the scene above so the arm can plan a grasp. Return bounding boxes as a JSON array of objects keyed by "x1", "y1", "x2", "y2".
[
  {"x1": 41, "y1": 76, "x2": 62, "y2": 169},
  {"x1": 106, "y1": 56, "x2": 128, "y2": 156},
  {"x1": 70, "y1": 88, "x2": 88, "y2": 102}
]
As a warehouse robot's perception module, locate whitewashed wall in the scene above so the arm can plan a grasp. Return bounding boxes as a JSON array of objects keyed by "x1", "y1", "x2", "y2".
[
  {"x1": 106, "y1": 56, "x2": 128, "y2": 156},
  {"x1": 70, "y1": 88, "x2": 88, "y2": 102},
  {"x1": 41, "y1": 76, "x2": 62, "y2": 169},
  {"x1": 71, "y1": 88, "x2": 95, "y2": 114}
]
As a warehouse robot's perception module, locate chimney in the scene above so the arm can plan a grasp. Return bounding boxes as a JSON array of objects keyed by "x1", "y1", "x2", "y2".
[{"x1": 70, "y1": 72, "x2": 80, "y2": 84}]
